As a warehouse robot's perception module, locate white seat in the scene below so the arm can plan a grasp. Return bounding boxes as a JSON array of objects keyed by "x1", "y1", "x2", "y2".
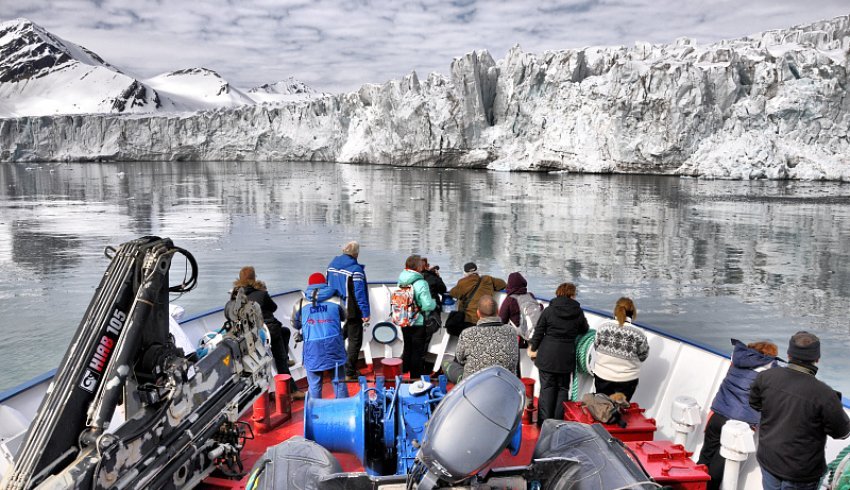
[
  {"x1": 360, "y1": 323, "x2": 374, "y2": 366},
  {"x1": 430, "y1": 327, "x2": 456, "y2": 372}
]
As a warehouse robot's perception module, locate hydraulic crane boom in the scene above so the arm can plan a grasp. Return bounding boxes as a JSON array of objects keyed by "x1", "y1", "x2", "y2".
[{"x1": 2, "y1": 236, "x2": 272, "y2": 489}]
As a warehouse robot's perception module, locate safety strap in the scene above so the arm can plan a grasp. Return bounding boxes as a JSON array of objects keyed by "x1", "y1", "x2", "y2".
[{"x1": 458, "y1": 276, "x2": 484, "y2": 311}]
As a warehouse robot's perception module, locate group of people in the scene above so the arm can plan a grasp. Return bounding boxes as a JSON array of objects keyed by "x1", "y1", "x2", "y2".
[
  {"x1": 696, "y1": 333, "x2": 850, "y2": 490},
  {"x1": 230, "y1": 240, "x2": 850, "y2": 490}
]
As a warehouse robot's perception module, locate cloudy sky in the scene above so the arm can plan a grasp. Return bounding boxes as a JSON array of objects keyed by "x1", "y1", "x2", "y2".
[{"x1": 4, "y1": 1, "x2": 848, "y2": 92}]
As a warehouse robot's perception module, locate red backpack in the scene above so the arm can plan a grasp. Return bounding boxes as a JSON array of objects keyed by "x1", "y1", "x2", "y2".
[{"x1": 391, "y1": 282, "x2": 421, "y2": 327}]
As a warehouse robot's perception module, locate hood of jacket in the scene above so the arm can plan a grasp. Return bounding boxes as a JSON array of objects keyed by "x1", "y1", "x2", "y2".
[
  {"x1": 731, "y1": 338, "x2": 776, "y2": 369},
  {"x1": 505, "y1": 272, "x2": 527, "y2": 295},
  {"x1": 398, "y1": 269, "x2": 424, "y2": 287},
  {"x1": 549, "y1": 296, "x2": 583, "y2": 317},
  {"x1": 303, "y1": 284, "x2": 337, "y2": 303},
  {"x1": 329, "y1": 253, "x2": 364, "y2": 272}
]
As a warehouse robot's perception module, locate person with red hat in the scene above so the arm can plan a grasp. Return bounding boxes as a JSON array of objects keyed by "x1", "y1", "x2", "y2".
[{"x1": 291, "y1": 272, "x2": 348, "y2": 399}]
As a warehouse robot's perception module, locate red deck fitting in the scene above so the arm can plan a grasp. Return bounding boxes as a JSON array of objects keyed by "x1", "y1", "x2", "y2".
[
  {"x1": 251, "y1": 374, "x2": 293, "y2": 434},
  {"x1": 625, "y1": 440, "x2": 710, "y2": 490},
  {"x1": 562, "y1": 401, "x2": 657, "y2": 441},
  {"x1": 381, "y1": 358, "x2": 403, "y2": 387}
]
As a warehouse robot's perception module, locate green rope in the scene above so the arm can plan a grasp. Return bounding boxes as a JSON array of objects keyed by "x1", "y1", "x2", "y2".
[
  {"x1": 824, "y1": 444, "x2": 850, "y2": 490},
  {"x1": 571, "y1": 329, "x2": 596, "y2": 401}
]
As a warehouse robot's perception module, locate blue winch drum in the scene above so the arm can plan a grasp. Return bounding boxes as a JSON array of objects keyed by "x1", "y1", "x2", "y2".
[{"x1": 371, "y1": 322, "x2": 398, "y2": 344}]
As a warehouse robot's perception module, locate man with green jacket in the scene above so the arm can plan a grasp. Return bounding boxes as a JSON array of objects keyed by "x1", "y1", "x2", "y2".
[{"x1": 397, "y1": 255, "x2": 437, "y2": 379}]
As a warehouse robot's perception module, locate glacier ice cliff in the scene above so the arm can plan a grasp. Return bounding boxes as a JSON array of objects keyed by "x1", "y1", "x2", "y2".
[{"x1": 1, "y1": 15, "x2": 849, "y2": 180}]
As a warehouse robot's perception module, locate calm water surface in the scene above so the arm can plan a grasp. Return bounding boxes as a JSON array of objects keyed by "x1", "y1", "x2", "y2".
[{"x1": 1, "y1": 161, "x2": 849, "y2": 394}]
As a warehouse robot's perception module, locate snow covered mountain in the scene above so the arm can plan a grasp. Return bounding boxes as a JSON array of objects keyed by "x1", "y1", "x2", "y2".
[
  {"x1": 0, "y1": 19, "x2": 317, "y2": 117},
  {"x1": 0, "y1": 19, "x2": 161, "y2": 116},
  {"x1": 145, "y1": 68, "x2": 255, "y2": 110},
  {"x1": 1, "y1": 15, "x2": 849, "y2": 180},
  {"x1": 247, "y1": 77, "x2": 323, "y2": 104}
]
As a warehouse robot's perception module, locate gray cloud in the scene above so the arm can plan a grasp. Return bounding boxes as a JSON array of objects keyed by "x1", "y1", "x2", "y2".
[{"x1": 2, "y1": 0, "x2": 848, "y2": 92}]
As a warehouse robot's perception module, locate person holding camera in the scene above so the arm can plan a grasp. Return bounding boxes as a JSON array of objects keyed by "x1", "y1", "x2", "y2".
[{"x1": 420, "y1": 257, "x2": 447, "y2": 311}]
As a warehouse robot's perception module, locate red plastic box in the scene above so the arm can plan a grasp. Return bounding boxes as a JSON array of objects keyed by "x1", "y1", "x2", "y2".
[
  {"x1": 562, "y1": 401, "x2": 657, "y2": 441},
  {"x1": 625, "y1": 440, "x2": 710, "y2": 490}
]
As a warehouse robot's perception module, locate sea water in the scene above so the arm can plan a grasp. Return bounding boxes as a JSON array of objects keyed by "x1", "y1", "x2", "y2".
[{"x1": 0, "y1": 161, "x2": 848, "y2": 394}]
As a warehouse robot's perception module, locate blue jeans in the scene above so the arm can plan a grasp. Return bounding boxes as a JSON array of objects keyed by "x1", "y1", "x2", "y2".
[
  {"x1": 761, "y1": 469, "x2": 819, "y2": 490},
  {"x1": 306, "y1": 365, "x2": 348, "y2": 399}
]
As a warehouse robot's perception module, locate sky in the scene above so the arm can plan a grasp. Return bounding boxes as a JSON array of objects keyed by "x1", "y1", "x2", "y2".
[{"x1": 2, "y1": 1, "x2": 848, "y2": 93}]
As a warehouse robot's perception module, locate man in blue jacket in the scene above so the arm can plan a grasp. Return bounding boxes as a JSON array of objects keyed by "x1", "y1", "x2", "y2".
[
  {"x1": 327, "y1": 241, "x2": 371, "y2": 380},
  {"x1": 291, "y1": 272, "x2": 348, "y2": 399}
]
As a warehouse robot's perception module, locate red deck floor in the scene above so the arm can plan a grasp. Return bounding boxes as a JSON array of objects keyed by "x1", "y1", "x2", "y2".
[{"x1": 200, "y1": 367, "x2": 540, "y2": 489}]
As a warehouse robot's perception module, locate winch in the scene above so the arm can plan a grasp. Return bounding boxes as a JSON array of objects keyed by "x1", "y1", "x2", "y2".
[{"x1": 303, "y1": 375, "x2": 449, "y2": 475}]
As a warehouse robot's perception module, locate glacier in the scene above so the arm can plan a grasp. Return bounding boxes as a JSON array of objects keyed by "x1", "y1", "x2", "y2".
[{"x1": 1, "y1": 15, "x2": 849, "y2": 180}]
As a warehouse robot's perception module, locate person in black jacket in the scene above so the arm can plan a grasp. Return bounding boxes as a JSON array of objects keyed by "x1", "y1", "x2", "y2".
[
  {"x1": 749, "y1": 331, "x2": 850, "y2": 489},
  {"x1": 528, "y1": 282, "x2": 589, "y2": 425},
  {"x1": 420, "y1": 257, "x2": 447, "y2": 339},
  {"x1": 420, "y1": 257, "x2": 447, "y2": 307},
  {"x1": 233, "y1": 266, "x2": 304, "y2": 399}
]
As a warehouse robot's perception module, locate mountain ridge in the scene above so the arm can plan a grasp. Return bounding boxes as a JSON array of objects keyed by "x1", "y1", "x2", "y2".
[{"x1": 0, "y1": 18, "x2": 319, "y2": 116}]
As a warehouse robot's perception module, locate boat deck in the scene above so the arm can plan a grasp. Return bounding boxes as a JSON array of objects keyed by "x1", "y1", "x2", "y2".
[{"x1": 201, "y1": 367, "x2": 540, "y2": 489}]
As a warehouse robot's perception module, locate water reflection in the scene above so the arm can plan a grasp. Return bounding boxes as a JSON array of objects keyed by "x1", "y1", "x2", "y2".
[{"x1": 1, "y1": 162, "x2": 849, "y2": 392}]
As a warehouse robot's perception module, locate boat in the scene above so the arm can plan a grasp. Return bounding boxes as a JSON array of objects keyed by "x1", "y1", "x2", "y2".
[{"x1": 0, "y1": 236, "x2": 848, "y2": 489}]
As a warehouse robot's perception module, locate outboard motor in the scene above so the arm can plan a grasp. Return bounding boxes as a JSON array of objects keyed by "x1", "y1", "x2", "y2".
[{"x1": 413, "y1": 365, "x2": 526, "y2": 489}]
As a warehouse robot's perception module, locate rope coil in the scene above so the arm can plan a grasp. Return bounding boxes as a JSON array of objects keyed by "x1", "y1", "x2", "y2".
[
  {"x1": 826, "y1": 445, "x2": 850, "y2": 490},
  {"x1": 571, "y1": 329, "x2": 596, "y2": 401}
]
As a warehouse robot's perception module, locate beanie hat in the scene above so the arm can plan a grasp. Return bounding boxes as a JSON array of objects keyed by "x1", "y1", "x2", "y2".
[
  {"x1": 787, "y1": 331, "x2": 820, "y2": 362},
  {"x1": 463, "y1": 262, "x2": 478, "y2": 273},
  {"x1": 308, "y1": 272, "x2": 326, "y2": 286}
]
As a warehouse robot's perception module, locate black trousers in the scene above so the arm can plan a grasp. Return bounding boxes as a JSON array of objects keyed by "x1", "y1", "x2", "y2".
[
  {"x1": 696, "y1": 412, "x2": 729, "y2": 490},
  {"x1": 594, "y1": 377, "x2": 639, "y2": 401},
  {"x1": 402, "y1": 326, "x2": 429, "y2": 379},
  {"x1": 538, "y1": 370, "x2": 573, "y2": 425},
  {"x1": 267, "y1": 319, "x2": 298, "y2": 391},
  {"x1": 344, "y1": 318, "x2": 364, "y2": 378}
]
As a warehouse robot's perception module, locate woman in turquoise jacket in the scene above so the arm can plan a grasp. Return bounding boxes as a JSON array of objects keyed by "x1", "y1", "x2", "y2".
[{"x1": 397, "y1": 255, "x2": 437, "y2": 378}]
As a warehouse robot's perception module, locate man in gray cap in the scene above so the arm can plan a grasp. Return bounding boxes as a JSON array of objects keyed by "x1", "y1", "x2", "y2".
[{"x1": 750, "y1": 331, "x2": 850, "y2": 490}]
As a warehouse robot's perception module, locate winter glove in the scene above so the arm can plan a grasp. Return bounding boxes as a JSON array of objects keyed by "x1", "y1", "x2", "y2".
[{"x1": 294, "y1": 332, "x2": 303, "y2": 343}]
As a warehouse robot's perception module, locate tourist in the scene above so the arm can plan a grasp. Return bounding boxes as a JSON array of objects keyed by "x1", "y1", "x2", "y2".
[
  {"x1": 498, "y1": 272, "x2": 542, "y2": 375},
  {"x1": 396, "y1": 255, "x2": 437, "y2": 379},
  {"x1": 326, "y1": 241, "x2": 371, "y2": 381},
  {"x1": 528, "y1": 282, "x2": 589, "y2": 424},
  {"x1": 448, "y1": 262, "x2": 506, "y2": 335},
  {"x1": 592, "y1": 297, "x2": 648, "y2": 401},
  {"x1": 420, "y1": 257, "x2": 447, "y2": 329},
  {"x1": 291, "y1": 273, "x2": 348, "y2": 399},
  {"x1": 442, "y1": 295, "x2": 519, "y2": 383},
  {"x1": 232, "y1": 266, "x2": 302, "y2": 398},
  {"x1": 697, "y1": 339, "x2": 777, "y2": 490},
  {"x1": 750, "y1": 331, "x2": 850, "y2": 490}
]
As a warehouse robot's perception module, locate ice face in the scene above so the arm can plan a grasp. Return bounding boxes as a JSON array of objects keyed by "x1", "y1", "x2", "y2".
[{"x1": 1, "y1": 15, "x2": 849, "y2": 180}]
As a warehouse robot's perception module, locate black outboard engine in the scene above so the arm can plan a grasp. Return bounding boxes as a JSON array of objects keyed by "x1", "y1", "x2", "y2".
[{"x1": 413, "y1": 365, "x2": 525, "y2": 488}]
